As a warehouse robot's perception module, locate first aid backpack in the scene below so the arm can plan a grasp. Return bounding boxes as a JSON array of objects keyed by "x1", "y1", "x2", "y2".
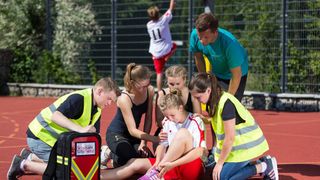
[{"x1": 43, "y1": 132, "x2": 101, "y2": 180}]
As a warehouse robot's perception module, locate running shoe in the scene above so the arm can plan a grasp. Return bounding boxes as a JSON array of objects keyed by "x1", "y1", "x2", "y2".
[
  {"x1": 7, "y1": 155, "x2": 24, "y2": 180},
  {"x1": 138, "y1": 168, "x2": 160, "y2": 180},
  {"x1": 263, "y1": 157, "x2": 279, "y2": 180}
]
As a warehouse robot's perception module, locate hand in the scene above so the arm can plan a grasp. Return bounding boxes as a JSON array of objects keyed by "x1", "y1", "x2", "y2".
[
  {"x1": 138, "y1": 145, "x2": 150, "y2": 158},
  {"x1": 80, "y1": 125, "x2": 96, "y2": 133},
  {"x1": 212, "y1": 163, "x2": 223, "y2": 180},
  {"x1": 158, "y1": 161, "x2": 174, "y2": 178},
  {"x1": 159, "y1": 131, "x2": 168, "y2": 142}
]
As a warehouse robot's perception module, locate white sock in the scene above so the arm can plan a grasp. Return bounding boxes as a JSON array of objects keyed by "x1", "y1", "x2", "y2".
[
  {"x1": 20, "y1": 159, "x2": 26, "y2": 171},
  {"x1": 261, "y1": 162, "x2": 267, "y2": 173},
  {"x1": 27, "y1": 154, "x2": 32, "y2": 161}
]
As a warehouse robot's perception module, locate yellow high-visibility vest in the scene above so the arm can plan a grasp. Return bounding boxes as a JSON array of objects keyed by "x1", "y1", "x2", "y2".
[
  {"x1": 211, "y1": 92, "x2": 269, "y2": 162},
  {"x1": 28, "y1": 89, "x2": 101, "y2": 147}
]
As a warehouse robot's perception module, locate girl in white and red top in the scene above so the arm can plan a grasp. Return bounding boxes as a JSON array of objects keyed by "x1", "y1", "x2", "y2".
[
  {"x1": 147, "y1": 0, "x2": 177, "y2": 91},
  {"x1": 100, "y1": 89, "x2": 207, "y2": 180}
]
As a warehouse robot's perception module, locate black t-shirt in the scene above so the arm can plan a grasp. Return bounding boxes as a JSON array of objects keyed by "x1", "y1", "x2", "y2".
[
  {"x1": 27, "y1": 93, "x2": 100, "y2": 139},
  {"x1": 222, "y1": 99, "x2": 245, "y2": 125}
]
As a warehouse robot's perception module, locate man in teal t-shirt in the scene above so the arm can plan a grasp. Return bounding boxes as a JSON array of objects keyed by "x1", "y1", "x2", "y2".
[{"x1": 189, "y1": 13, "x2": 248, "y2": 101}]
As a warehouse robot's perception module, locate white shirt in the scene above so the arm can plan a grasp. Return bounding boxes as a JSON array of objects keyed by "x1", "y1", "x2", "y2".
[
  {"x1": 147, "y1": 10, "x2": 173, "y2": 58},
  {"x1": 160, "y1": 113, "x2": 207, "y2": 148}
]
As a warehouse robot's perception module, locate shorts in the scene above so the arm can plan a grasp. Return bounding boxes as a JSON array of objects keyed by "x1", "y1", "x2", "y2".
[
  {"x1": 152, "y1": 42, "x2": 177, "y2": 74},
  {"x1": 148, "y1": 157, "x2": 204, "y2": 180},
  {"x1": 27, "y1": 137, "x2": 52, "y2": 162}
]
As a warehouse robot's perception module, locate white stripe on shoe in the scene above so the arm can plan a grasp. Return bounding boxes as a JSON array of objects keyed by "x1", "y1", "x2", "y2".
[{"x1": 271, "y1": 157, "x2": 279, "y2": 180}]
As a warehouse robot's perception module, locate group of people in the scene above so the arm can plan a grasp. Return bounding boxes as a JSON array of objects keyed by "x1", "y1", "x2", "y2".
[{"x1": 7, "y1": 1, "x2": 278, "y2": 180}]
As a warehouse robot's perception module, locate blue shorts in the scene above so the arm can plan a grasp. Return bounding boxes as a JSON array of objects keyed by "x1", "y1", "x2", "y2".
[{"x1": 27, "y1": 138, "x2": 52, "y2": 162}]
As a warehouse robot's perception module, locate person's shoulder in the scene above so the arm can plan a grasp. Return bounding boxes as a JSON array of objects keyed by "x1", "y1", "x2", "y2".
[
  {"x1": 65, "y1": 93, "x2": 84, "y2": 103},
  {"x1": 147, "y1": 20, "x2": 153, "y2": 27},
  {"x1": 191, "y1": 28, "x2": 197, "y2": 35},
  {"x1": 147, "y1": 85, "x2": 155, "y2": 96},
  {"x1": 218, "y1": 28, "x2": 237, "y2": 41},
  {"x1": 117, "y1": 92, "x2": 132, "y2": 106},
  {"x1": 189, "y1": 114, "x2": 204, "y2": 124},
  {"x1": 157, "y1": 88, "x2": 169, "y2": 97},
  {"x1": 163, "y1": 9, "x2": 172, "y2": 16}
]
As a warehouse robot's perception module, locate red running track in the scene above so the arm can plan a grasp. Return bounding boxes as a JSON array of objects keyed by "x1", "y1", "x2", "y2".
[{"x1": 0, "y1": 96, "x2": 319, "y2": 179}]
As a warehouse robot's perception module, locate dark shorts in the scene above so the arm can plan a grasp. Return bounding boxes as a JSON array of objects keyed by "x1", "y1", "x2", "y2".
[
  {"x1": 216, "y1": 75, "x2": 247, "y2": 101},
  {"x1": 106, "y1": 131, "x2": 141, "y2": 167}
]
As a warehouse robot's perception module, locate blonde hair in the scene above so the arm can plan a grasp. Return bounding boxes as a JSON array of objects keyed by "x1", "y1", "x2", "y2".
[
  {"x1": 94, "y1": 77, "x2": 121, "y2": 96},
  {"x1": 147, "y1": 6, "x2": 160, "y2": 21},
  {"x1": 158, "y1": 89, "x2": 184, "y2": 112},
  {"x1": 165, "y1": 65, "x2": 187, "y2": 83},
  {"x1": 124, "y1": 63, "x2": 152, "y2": 92}
]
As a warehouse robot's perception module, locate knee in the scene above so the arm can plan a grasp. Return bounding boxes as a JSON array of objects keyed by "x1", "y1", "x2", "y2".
[
  {"x1": 128, "y1": 158, "x2": 149, "y2": 174},
  {"x1": 175, "y1": 128, "x2": 192, "y2": 140},
  {"x1": 220, "y1": 169, "x2": 232, "y2": 180}
]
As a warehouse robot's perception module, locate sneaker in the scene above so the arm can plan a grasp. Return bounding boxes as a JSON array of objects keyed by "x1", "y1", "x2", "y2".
[
  {"x1": 101, "y1": 145, "x2": 111, "y2": 165},
  {"x1": 20, "y1": 148, "x2": 32, "y2": 160},
  {"x1": 138, "y1": 168, "x2": 160, "y2": 180},
  {"x1": 263, "y1": 157, "x2": 279, "y2": 180},
  {"x1": 205, "y1": 154, "x2": 216, "y2": 168},
  {"x1": 259, "y1": 155, "x2": 271, "y2": 163},
  {"x1": 7, "y1": 155, "x2": 24, "y2": 180}
]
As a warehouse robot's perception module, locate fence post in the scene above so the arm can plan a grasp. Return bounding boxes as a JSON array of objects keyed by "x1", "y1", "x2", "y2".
[
  {"x1": 188, "y1": 0, "x2": 194, "y2": 80},
  {"x1": 281, "y1": 0, "x2": 288, "y2": 93},
  {"x1": 45, "y1": 0, "x2": 52, "y2": 51},
  {"x1": 111, "y1": 0, "x2": 117, "y2": 80}
]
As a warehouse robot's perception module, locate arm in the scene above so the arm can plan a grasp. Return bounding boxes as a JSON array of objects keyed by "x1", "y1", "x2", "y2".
[
  {"x1": 155, "y1": 144, "x2": 166, "y2": 165},
  {"x1": 170, "y1": 147, "x2": 207, "y2": 167},
  {"x1": 51, "y1": 111, "x2": 96, "y2": 133},
  {"x1": 228, "y1": 66, "x2": 242, "y2": 95},
  {"x1": 141, "y1": 86, "x2": 155, "y2": 146},
  {"x1": 119, "y1": 92, "x2": 159, "y2": 143},
  {"x1": 212, "y1": 119, "x2": 235, "y2": 180},
  {"x1": 168, "y1": 0, "x2": 175, "y2": 11},
  {"x1": 155, "y1": 90, "x2": 165, "y2": 128},
  {"x1": 194, "y1": 52, "x2": 206, "y2": 72}
]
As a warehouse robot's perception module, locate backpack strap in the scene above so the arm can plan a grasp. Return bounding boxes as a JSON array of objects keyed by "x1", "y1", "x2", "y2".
[{"x1": 42, "y1": 142, "x2": 58, "y2": 180}]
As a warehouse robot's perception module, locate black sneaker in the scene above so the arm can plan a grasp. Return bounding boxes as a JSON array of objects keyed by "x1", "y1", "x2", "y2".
[
  {"x1": 263, "y1": 157, "x2": 279, "y2": 180},
  {"x1": 7, "y1": 155, "x2": 24, "y2": 180},
  {"x1": 20, "y1": 148, "x2": 32, "y2": 160}
]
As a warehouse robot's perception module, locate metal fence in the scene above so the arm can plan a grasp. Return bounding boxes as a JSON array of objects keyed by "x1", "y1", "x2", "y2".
[{"x1": 74, "y1": 0, "x2": 319, "y2": 93}]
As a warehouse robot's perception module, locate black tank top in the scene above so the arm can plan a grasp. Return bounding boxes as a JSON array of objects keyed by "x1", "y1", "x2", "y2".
[{"x1": 107, "y1": 91, "x2": 149, "y2": 136}]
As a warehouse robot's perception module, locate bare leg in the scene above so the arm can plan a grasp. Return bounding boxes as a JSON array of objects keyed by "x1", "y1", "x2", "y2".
[
  {"x1": 160, "y1": 128, "x2": 193, "y2": 163},
  {"x1": 156, "y1": 73, "x2": 163, "y2": 91},
  {"x1": 101, "y1": 158, "x2": 152, "y2": 180},
  {"x1": 30, "y1": 154, "x2": 44, "y2": 163},
  {"x1": 23, "y1": 160, "x2": 47, "y2": 175}
]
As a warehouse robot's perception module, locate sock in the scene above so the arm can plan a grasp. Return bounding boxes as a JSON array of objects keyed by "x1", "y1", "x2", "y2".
[
  {"x1": 27, "y1": 154, "x2": 32, "y2": 161},
  {"x1": 20, "y1": 159, "x2": 26, "y2": 171},
  {"x1": 261, "y1": 162, "x2": 267, "y2": 173}
]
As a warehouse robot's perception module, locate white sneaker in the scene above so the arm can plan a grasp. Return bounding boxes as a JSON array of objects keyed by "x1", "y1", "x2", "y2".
[{"x1": 100, "y1": 145, "x2": 111, "y2": 165}]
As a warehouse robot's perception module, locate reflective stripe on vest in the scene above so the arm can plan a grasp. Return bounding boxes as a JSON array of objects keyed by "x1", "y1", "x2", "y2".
[
  {"x1": 215, "y1": 123, "x2": 259, "y2": 141},
  {"x1": 211, "y1": 92, "x2": 269, "y2": 162},
  {"x1": 35, "y1": 105, "x2": 59, "y2": 139},
  {"x1": 28, "y1": 88, "x2": 101, "y2": 147}
]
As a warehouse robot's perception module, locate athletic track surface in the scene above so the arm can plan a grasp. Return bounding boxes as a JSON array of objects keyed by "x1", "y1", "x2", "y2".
[{"x1": 0, "y1": 97, "x2": 319, "y2": 179}]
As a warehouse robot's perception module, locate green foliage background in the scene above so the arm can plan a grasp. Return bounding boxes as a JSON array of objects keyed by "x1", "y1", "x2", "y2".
[{"x1": 0, "y1": 0, "x2": 319, "y2": 93}]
